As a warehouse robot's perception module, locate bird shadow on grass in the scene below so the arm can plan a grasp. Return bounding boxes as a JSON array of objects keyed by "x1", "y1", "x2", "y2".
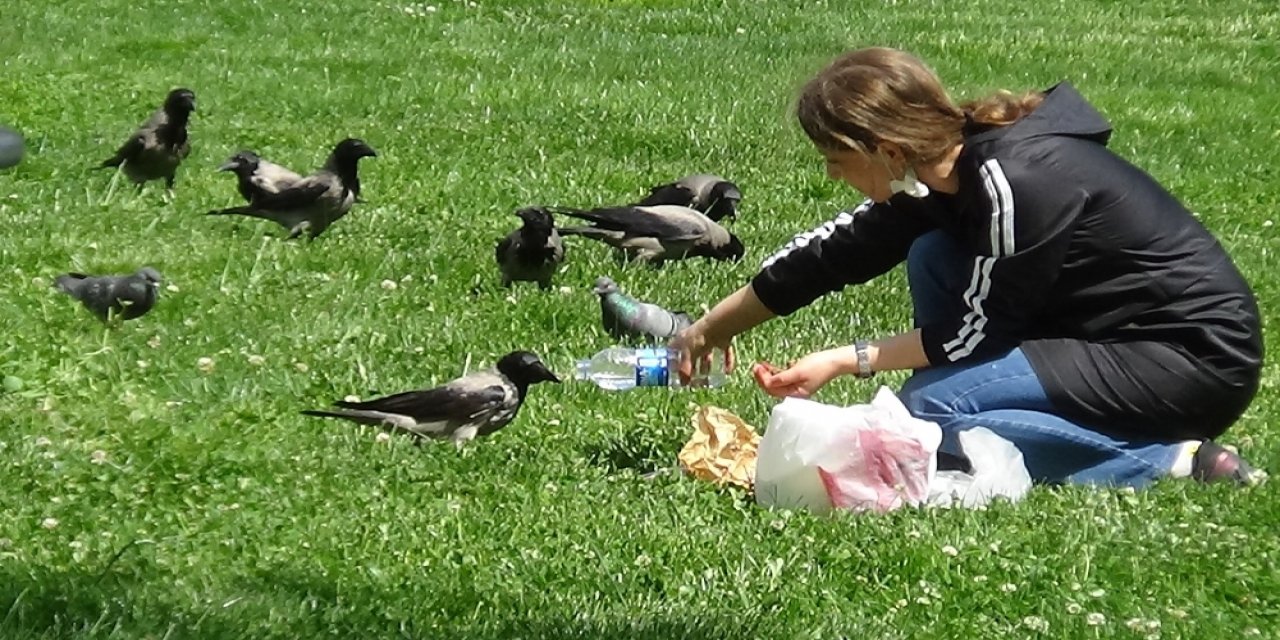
[
  {"x1": 0, "y1": 563, "x2": 761, "y2": 639},
  {"x1": 582, "y1": 428, "x2": 677, "y2": 477}
]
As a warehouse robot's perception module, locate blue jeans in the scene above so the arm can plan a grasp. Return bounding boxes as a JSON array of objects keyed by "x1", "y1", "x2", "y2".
[{"x1": 898, "y1": 231, "x2": 1182, "y2": 488}]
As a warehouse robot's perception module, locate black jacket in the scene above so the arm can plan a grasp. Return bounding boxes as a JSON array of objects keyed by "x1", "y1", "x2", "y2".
[{"x1": 752, "y1": 82, "x2": 1263, "y2": 439}]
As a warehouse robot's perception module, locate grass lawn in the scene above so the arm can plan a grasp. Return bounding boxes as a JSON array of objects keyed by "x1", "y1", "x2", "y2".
[{"x1": 2, "y1": 0, "x2": 1278, "y2": 637}]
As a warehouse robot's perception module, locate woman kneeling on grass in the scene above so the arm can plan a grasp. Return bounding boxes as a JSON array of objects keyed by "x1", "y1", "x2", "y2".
[{"x1": 674, "y1": 47, "x2": 1265, "y2": 489}]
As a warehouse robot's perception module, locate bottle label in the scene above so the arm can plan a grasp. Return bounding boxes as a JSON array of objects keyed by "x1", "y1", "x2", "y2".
[{"x1": 634, "y1": 348, "x2": 671, "y2": 387}]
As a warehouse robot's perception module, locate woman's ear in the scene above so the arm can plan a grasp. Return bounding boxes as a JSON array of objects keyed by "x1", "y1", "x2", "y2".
[{"x1": 877, "y1": 141, "x2": 905, "y2": 163}]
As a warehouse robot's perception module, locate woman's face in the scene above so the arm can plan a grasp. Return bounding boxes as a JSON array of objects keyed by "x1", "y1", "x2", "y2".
[{"x1": 820, "y1": 147, "x2": 894, "y2": 203}]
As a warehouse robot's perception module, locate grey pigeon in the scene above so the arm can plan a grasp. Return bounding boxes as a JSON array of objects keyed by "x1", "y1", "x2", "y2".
[
  {"x1": 495, "y1": 207, "x2": 565, "y2": 289},
  {"x1": 0, "y1": 125, "x2": 24, "y2": 170},
  {"x1": 54, "y1": 267, "x2": 163, "y2": 322},
  {"x1": 217, "y1": 150, "x2": 304, "y2": 204},
  {"x1": 592, "y1": 276, "x2": 693, "y2": 343},
  {"x1": 301, "y1": 350, "x2": 560, "y2": 448},
  {"x1": 206, "y1": 138, "x2": 376, "y2": 239},
  {"x1": 97, "y1": 88, "x2": 196, "y2": 189},
  {"x1": 636, "y1": 174, "x2": 742, "y2": 222},
  {"x1": 551, "y1": 204, "x2": 744, "y2": 265}
]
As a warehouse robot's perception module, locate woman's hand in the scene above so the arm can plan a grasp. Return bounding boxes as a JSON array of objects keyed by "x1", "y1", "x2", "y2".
[
  {"x1": 672, "y1": 321, "x2": 736, "y2": 385},
  {"x1": 752, "y1": 346, "x2": 857, "y2": 398}
]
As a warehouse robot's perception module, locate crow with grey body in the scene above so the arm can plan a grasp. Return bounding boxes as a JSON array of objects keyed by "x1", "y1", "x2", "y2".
[
  {"x1": 495, "y1": 207, "x2": 565, "y2": 289},
  {"x1": 301, "y1": 351, "x2": 560, "y2": 448},
  {"x1": 97, "y1": 88, "x2": 196, "y2": 189},
  {"x1": 54, "y1": 267, "x2": 163, "y2": 322},
  {"x1": 551, "y1": 204, "x2": 744, "y2": 264},
  {"x1": 217, "y1": 150, "x2": 304, "y2": 204},
  {"x1": 592, "y1": 276, "x2": 692, "y2": 343},
  {"x1": 206, "y1": 138, "x2": 376, "y2": 239},
  {"x1": 636, "y1": 174, "x2": 742, "y2": 222}
]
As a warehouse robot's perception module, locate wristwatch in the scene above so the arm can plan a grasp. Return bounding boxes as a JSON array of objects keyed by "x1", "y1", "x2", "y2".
[{"x1": 854, "y1": 340, "x2": 874, "y2": 379}]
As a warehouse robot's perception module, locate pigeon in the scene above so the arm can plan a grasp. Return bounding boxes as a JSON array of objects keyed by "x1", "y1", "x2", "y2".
[
  {"x1": 592, "y1": 276, "x2": 692, "y2": 343},
  {"x1": 54, "y1": 267, "x2": 163, "y2": 322},
  {"x1": 636, "y1": 174, "x2": 742, "y2": 222},
  {"x1": 0, "y1": 125, "x2": 24, "y2": 170},
  {"x1": 97, "y1": 88, "x2": 196, "y2": 189},
  {"x1": 301, "y1": 350, "x2": 561, "y2": 448},
  {"x1": 551, "y1": 204, "x2": 745, "y2": 264},
  {"x1": 206, "y1": 138, "x2": 377, "y2": 239},
  {"x1": 495, "y1": 207, "x2": 565, "y2": 289},
  {"x1": 216, "y1": 150, "x2": 304, "y2": 205}
]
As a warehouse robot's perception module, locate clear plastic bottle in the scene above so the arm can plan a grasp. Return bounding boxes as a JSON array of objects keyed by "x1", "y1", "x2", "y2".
[{"x1": 575, "y1": 346, "x2": 726, "y2": 390}]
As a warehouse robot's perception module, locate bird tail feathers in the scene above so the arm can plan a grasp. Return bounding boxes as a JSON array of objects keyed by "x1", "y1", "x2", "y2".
[{"x1": 300, "y1": 408, "x2": 389, "y2": 426}]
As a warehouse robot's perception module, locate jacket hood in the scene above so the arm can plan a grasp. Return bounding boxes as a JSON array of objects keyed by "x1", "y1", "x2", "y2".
[{"x1": 966, "y1": 81, "x2": 1113, "y2": 146}]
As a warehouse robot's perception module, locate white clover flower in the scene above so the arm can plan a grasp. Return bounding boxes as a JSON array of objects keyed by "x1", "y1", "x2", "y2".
[
  {"x1": 197, "y1": 357, "x2": 215, "y2": 373},
  {"x1": 1022, "y1": 616, "x2": 1049, "y2": 632},
  {"x1": 375, "y1": 432, "x2": 392, "y2": 444},
  {"x1": 634, "y1": 554, "x2": 652, "y2": 568},
  {"x1": 999, "y1": 583, "x2": 1018, "y2": 593},
  {"x1": 1086, "y1": 612, "x2": 1105, "y2": 626},
  {"x1": 247, "y1": 354, "x2": 266, "y2": 366},
  {"x1": 940, "y1": 544, "x2": 959, "y2": 557},
  {"x1": 294, "y1": 362, "x2": 310, "y2": 373},
  {"x1": 1089, "y1": 588, "x2": 1106, "y2": 598},
  {"x1": 166, "y1": 284, "x2": 180, "y2": 293},
  {"x1": 35, "y1": 436, "x2": 52, "y2": 447},
  {"x1": 90, "y1": 450, "x2": 108, "y2": 465},
  {"x1": 1067, "y1": 603, "x2": 1083, "y2": 615},
  {"x1": 380, "y1": 279, "x2": 398, "y2": 291},
  {"x1": 41, "y1": 517, "x2": 59, "y2": 530},
  {"x1": 344, "y1": 395, "x2": 361, "y2": 403}
]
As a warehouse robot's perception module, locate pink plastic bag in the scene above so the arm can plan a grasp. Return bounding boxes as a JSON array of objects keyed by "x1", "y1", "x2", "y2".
[{"x1": 755, "y1": 387, "x2": 942, "y2": 515}]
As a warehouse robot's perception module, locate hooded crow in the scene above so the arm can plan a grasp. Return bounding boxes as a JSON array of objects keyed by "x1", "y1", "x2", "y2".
[
  {"x1": 551, "y1": 204, "x2": 744, "y2": 264},
  {"x1": 495, "y1": 207, "x2": 565, "y2": 289},
  {"x1": 54, "y1": 267, "x2": 163, "y2": 322},
  {"x1": 636, "y1": 173, "x2": 742, "y2": 222},
  {"x1": 216, "y1": 150, "x2": 303, "y2": 205},
  {"x1": 206, "y1": 138, "x2": 376, "y2": 239},
  {"x1": 301, "y1": 350, "x2": 561, "y2": 448},
  {"x1": 98, "y1": 88, "x2": 196, "y2": 189}
]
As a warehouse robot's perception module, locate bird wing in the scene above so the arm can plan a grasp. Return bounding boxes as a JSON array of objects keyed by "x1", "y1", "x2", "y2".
[
  {"x1": 554, "y1": 206, "x2": 705, "y2": 241},
  {"x1": 635, "y1": 183, "x2": 696, "y2": 207},
  {"x1": 249, "y1": 161, "x2": 303, "y2": 195},
  {"x1": 333, "y1": 373, "x2": 511, "y2": 425},
  {"x1": 100, "y1": 134, "x2": 145, "y2": 167},
  {"x1": 495, "y1": 231, "x2": 516, "y2": 265},
  {"x1": 249, "y1": 175, "x2": 332, "y2": 210}
]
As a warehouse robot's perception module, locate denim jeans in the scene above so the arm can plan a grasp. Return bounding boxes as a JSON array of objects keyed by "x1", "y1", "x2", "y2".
[{"x1": 898, "y1": 231, "x2": 1182, "y2": 488}]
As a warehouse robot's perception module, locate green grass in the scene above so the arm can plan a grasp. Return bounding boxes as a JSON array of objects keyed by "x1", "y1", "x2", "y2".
[{"x1": 2, "y1": 0, "x2": 1278, "y2": 637}]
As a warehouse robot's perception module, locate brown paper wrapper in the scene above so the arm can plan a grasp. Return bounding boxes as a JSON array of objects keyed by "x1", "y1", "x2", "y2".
[{"x1": 677, "y1": 405, "x2": 760, "y2": 490}]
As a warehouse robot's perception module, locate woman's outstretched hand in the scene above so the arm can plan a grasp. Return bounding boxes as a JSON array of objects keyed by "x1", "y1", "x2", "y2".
[
  {"x1": 751, "y1": 346, "x2": 856, "y2": 398},
  {"x1": 671, "y1": 323, "x2": 735, "y2": 385}
]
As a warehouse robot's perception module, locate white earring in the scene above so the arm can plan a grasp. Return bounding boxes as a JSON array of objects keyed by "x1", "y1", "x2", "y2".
[{"x1": 889, "y1": 166, "x2": 930, "y2": 198}]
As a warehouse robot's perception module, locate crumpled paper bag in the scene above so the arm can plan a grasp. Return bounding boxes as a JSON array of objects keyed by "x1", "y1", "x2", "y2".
[{"x1": 678, "y1": 405, "x2": 761, "y2": 490}]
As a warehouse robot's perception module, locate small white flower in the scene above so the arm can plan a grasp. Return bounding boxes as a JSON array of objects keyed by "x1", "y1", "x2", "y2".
[
  {"x1": 90, "y1": 450, "x2": 108, "y2": 465},
  {"x1": 68, "y1": 540, "x2": 83, "y2": 549},
  {"x1": 148, "y1": 335, "x2": 162, "y2": 349},
  {"x1": 1085, "y1": 612, "x2": 1105, "y2": 626},
  {"x1": 1067, "y1": 603, "x2": 1083, "y2": 615},
  {"x1": 246, "y1": 354, "x2": 266, "y2": 366},
  {"x1": 1126, "y1": 618, "x2": 1145, "y2": 631},
  {"x1": 88, "y1": 242, "x2": 99, "y2": 250},
  {"x1": 1263, "y1": 220, "x2": 1274, "y2": 228},
  {"x1": 380, "y1": 279, "x2": 398, "y2": 291},
  {"x1": 375, "y1": 432, "x2": 392, "y2": 444},
  {"x1": 557, "y1": 286, "x2": 573, "y2": 295},
  {"x1": 294, "y1": 362, "x2": 310, "y2": 373},
  {"x1": 35, "y1": 436, "x2": 52, "y2": 447},
  {"x1": 31, "y1": 276, "x2": 47, "y2": 287},
  {"x1": 914, "y1": 596, "x2": 931, "y2": 605},
  {"x1": 634, "y1": 554, "x2": 652, "y2": 568},
  {"x1": 504, "y1": 294, "x2": 517, "y2": 304},
  {"x1": 988, "y1": 541, "x2": 1001, "y2": 553},
  {"x1": 344, "y1": 395, "x2": 361, "y2": 403},
  {"x1": 940, "y1": 544, "x2": 959, "y2": 557},
  {"x1": 770, "y1": 519, "x2": 786, "y2": 531},
  {"x1": 1022, "y1": 615, "x2": 1049, "y2": 632},
  {"x1": 137, "y1": 360, "x2": 149, "y2": 369},
  {"x1": 1145, "y1": 620, "x2": 1161, "y2": 631},
  {"x1": 197, "y1": 357, "x2": 215, "y2": 373},
  {"x1": 1243, "y1": 628, "x2": 1261, "y2": 637},
  {"x1": 894, "y1": 598, "x2": 908, "y2": 609},
  {"x1": 999, "y1": 583, "x2": 1018, "y2": 593},
  {"x1": 41, "y1": 517, "x2": 59, "y2": 530},
  {"x1": 424, "y1": 4, "x2": 437, "y2": 11},
  {"x1": 1089, "y1": 588, "x2": 1106, "y2": 598},
  {"x1": 972, "y1": 575, "x2": 988, "y2": 583},
  {"x1": 166, "y1": 283, "x2": 180, "y2": 293},
  {"x1": 735, "y1": 27, "x2": 746, "y2": 34},
  {"x1": 400, "y1": 274, "x2": 413, "y2": 282},
  {"x1": 546, "y1": 418, "x2": 561, "y2": 426}
]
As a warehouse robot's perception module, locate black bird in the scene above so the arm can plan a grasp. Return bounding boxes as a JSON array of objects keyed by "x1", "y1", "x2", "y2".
[
  {"x1": 217, "y1": 150, "x2": 303, "y2": 205},
  {"x1": 495, "y1": 207, "x2": 565, "y2": 289},
  {"x1": 551, "y1": 204, "x2": 744, "y2": 264},
  {"x1": 302, "y1": 351, "x2": 561, "y2": 448},
  {"x1": 97, "y1": 88, "x2": 196, "y2": 189},
  {"x1": 636, "y1": 173, "x2": 742, "y2": 222},
  {"x1": 54, "y1": 267, "x2": 163, "y2": 322},
  {"x1": 206, "y1": 138, "x2": 377, "y2": 239}
]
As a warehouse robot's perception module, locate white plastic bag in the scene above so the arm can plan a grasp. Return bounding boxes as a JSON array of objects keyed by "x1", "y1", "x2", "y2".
[
  {"x1": 926, "y1": 427, "x2": 1032, "y2": 508},
  {"x1": 755, "y1": 387, "x2": 943, "y2": 515}
]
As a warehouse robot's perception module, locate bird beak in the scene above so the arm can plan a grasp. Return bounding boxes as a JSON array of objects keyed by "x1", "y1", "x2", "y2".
[
  {"x1": 540, "y1": 364, "x2": 562, "y2": 383},
  {"x1": 723, "y1": 186, "x2": 743, "y2": 201},
  {"x1": 217, "y1": 161, "x2": 237, "y2": 172}
]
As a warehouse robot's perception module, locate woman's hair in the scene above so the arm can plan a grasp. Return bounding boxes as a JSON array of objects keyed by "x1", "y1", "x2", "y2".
[{"x1": 796, "y1": 47, "x2": 1044, "y2": 162}]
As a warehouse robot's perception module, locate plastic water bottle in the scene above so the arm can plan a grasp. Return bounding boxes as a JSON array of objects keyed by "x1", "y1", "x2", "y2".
[{"x1": 575, "y1": 346, "x2": 726, "y2": 390}]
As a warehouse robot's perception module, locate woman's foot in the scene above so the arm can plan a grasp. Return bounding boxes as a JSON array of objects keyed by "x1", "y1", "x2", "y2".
[{"x1": 1191, "y1": 441, "x2": 1268, "y2": 486}]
